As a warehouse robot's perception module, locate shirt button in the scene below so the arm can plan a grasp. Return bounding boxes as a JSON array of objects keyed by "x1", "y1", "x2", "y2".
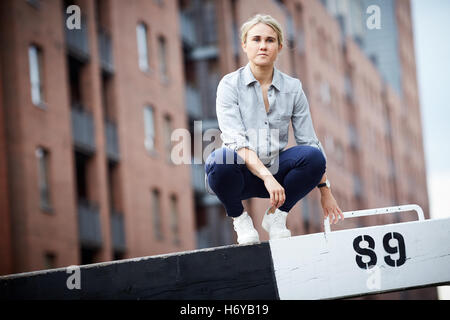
[{"x1": 265, "y1": 121, "x2": 268, "y2": 125}]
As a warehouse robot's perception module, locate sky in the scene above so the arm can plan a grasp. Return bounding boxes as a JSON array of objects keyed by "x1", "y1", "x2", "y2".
[{"x1": 411, "y1": 0, "x2": 450, "y2": 300}]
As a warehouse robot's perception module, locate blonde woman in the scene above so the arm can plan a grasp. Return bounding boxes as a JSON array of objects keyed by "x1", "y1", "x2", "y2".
[{"x1": 205, "y1": 14, "x2": 344, "y2": 244}]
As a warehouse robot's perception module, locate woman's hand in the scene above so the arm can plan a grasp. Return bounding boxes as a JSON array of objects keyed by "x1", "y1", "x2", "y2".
[
  {"x1": 263, "y1": 175, "x2": 286, "y2": 209},
  {"x1": 320, "y1": 191, "x2": 344, "y2": 224}
]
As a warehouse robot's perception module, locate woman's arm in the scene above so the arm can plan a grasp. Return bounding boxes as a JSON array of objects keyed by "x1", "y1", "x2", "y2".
[
  {"x1": 216, "y1": 77, "x2": 251, "y2": 152},
  {"x1": 236, "y1": 147, "x2": 285, "y2": 209},
  {"x1": 236, "y1": 147, "x2": 271, "y2": 180},
  {"x1": 292, "y1": 81, "x2": 343, "y2": 223}
]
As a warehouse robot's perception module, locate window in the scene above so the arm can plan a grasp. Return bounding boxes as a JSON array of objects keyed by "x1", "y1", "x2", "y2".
[
  {"x1": 163, "y1": 115, "x2": 173, "y2": 162},
  {"x1": 151, "y1": 189, "x2": 163, "y2": 240},
  {"x1": 157, "y1": 36, "x2": 168, "y2": 80},
  {"x1": 170, "y1": 194, "x2": 179, "y2": 245},
  {"x1": 27, "y1": 0, "x2": 40, "y2": 9},
  {"x1": 81, "y1": 248, "x2": 97, "y2": 265},
  {"x1": 44, "y1": 252, "x2": 56, "y2": 269},
  {"x1": 143, "y1": 106, "x2": 155, "y2": 152},
  {"x1": 36, "y1": 147, "x2": 51, "y2": 211},
  {"x1": 74, "y1": 152, "x2": 89, "y2": 201},
  {"x1": 29, "y1": 45, "x2": 44, "y2": 106},
  {"x1": 136, "y1": 23, "x2": 149, "y2": 71}
]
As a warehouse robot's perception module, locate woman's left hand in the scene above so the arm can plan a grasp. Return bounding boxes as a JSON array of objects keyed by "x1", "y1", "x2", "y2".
[{"x1": 320, "y1": 191, "x2": 344, "y2": 224}]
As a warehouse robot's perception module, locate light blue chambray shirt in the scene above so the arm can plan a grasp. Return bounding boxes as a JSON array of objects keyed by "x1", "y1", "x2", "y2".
[{"x1": 216, "y1": 63, "x2": 327, "y2": 167}]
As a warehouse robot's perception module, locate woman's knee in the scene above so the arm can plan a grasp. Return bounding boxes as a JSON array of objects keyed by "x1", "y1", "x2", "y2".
[
  {"x1": 302, "y1": 146, "x2": 326, "y2": 176},
  {"x1": 205, "y1": 147, "x2": 242, "y2": 176}
]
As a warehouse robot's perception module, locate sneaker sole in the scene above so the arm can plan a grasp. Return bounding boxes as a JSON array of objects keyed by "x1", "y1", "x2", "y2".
[
  {"x1": 270, "y1": 230, "x2": 291, "y2": 240},
  {"x1": 237, "y1": 236, "x2": 260, "y2": 245}
]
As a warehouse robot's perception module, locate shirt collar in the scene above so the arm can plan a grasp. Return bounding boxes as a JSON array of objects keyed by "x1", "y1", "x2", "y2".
[{"x1": 243, "y1": 63, "x2": 282, "y2": 91}]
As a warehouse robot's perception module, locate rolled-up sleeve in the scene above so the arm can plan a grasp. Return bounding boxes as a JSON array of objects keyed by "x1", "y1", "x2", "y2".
[
  {"x1": 292, "y1": 80, "x2": 327, "y2": 162},
  {"x1": 216, "y1": 77, "x2": 253, "y2": 152}
]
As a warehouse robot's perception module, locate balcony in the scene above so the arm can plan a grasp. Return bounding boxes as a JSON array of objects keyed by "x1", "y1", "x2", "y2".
[
  {"x1": 110, "y1": 211, "x2": 126, "y2": 253},
  {"x1": 98, "y1": 29, "x2": 114, "y2": 74},
  {"x1": 180, "y1": 11, "x2": 197, "y2": 49},
  {"x1": 185, "y1": 85, "x2": 202, "y2": 119},
  {"x1": 181, "y1": 4, "x2": 219, "y2": 60},
  {"x1": 71, "y1": 105, "x2": 96, "y2": 154},
  {"x1": 78, "y1": 199, "x2": 102, "y2": 249},
  {"x1": 189, "y1": 45, "x2": 218, "y2": 61},
  {"x1": 105, "y1": 119, "x2": 120, "y2": 162},
  {"x1": 65, "y1": 16, "x2": 90, "y2": 62},
  {"x1": 191, "y1": 163, "x2": 205, "y2": 194}
]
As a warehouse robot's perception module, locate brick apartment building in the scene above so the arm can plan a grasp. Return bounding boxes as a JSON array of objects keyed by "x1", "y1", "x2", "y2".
[
  {"x1": 0, "y1": 0, "x2": 197, "y2": 275},
  {"x1": 0, "y1": 0, "x2": 436, "y2": 299}
]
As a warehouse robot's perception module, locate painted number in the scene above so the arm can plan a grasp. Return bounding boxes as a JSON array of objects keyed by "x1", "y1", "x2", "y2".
[
  {"x1": 353, "y1": 232, "x2": 406, "y2": 269},
  {"x1": 353, "y1": 235, "x2": 377, "y2": 269},
  {"x1": 383, "y1": 232, "x2": 406, "y2": 267}
]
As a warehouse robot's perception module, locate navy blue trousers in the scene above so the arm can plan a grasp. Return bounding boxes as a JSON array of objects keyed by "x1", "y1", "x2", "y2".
[{"x1": 204, "y1": 145, "x2": 326, "y2": 218}]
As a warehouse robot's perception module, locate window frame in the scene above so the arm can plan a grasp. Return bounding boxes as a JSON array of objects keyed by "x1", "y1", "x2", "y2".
[
  {"x1": 36, "y1": 147, "x2": 52, "y2": 213},
  {"x1": 28, "y1": 44, "x2": 46, "y2": 108},
  {"x1": 143, "y1": 105, "x2": 156, "y2": 153},
  {"x1": 136, "y1": 22, "x2": 150, "y2": 72}
]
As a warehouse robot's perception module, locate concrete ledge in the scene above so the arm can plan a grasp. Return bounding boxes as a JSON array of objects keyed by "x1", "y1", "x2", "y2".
[{"x1": 0, "y1": 243, "x2": 278, "y2": 300}]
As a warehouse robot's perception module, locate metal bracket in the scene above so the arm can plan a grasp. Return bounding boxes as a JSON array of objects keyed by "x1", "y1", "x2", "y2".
[{"x1": 323, "y1": 204, "x2": 425, "y2": 238}]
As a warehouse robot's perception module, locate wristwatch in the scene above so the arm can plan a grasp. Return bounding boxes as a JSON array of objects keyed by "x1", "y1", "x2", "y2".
[{"x1": 317, "y1": 179, "x2": 331, "y2": 189}]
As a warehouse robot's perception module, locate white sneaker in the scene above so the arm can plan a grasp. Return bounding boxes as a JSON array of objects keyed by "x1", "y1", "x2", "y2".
[
  {"x1": 233, "y1": 211, "x2": 260, "y2": 245},
  {"x1": 262, "y1": 207, "x2": 291, "y2": 240}
]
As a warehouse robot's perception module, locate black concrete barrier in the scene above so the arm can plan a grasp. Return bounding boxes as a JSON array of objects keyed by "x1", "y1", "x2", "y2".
[{"x1": 0, "y1": 243, "x2": 278, "y2": 300}]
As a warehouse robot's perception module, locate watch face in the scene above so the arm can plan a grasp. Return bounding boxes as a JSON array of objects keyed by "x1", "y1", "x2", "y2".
[{"x1": 326, "y1": 180, "x2": 331, "y2": 188}]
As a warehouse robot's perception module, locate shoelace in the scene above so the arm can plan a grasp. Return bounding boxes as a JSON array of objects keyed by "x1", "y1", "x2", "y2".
[{"x1": 272, "y1": 212, "x2": 287, "y2": 228}]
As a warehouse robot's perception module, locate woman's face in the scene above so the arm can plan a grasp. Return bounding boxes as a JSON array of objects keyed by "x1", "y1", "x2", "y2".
[{"x1": 242, "y1": 23, "x2": 282, "y2": 67}]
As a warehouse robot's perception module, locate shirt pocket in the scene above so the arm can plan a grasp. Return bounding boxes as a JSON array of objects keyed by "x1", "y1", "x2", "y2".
[{"x1": 272, "y1": 114, "x2": 291, "y2": 141}]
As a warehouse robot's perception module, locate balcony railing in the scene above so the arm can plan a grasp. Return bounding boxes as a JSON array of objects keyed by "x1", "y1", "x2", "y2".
[
  {"x1": 111, "y1": 211, "x2": 126, "y2": 253},
  {"x1": 71, "y1": 105, "x2": 96, "y2": 154},
  {"x1": 98, "y1": 29, "x2": 114, "y2": 74},
  {"x1": 78, "y1": 199, "x2": 102, "y2": 249},
  {"x1": 65, "y1": 16, "x2": 90, "y2": 61},
  {"x1": 105, "y1": 119, "x2": 120, "y2": 162}
]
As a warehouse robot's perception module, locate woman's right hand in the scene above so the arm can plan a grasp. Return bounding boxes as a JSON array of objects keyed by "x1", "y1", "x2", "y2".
[{"x1": 263, "y1": 175, "x2": 286, "y2": 209}]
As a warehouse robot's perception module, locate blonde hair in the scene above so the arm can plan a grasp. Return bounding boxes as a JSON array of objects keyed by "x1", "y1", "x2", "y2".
[{"x1": 240, "y1": 14, "x2": 284, "y2": 46}]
